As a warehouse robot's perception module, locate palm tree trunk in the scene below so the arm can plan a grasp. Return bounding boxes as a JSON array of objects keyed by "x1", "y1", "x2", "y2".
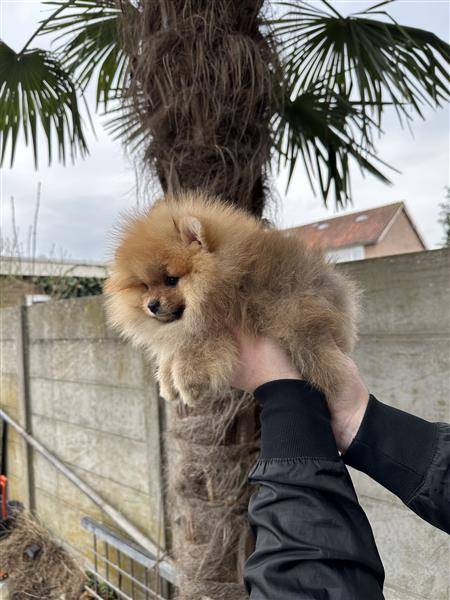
[
  {"x1": 123, "y1": 1, "x2": 277, "y2": 596},
  {"x1": 124, "y1": 0, "x2": 275, "y2": 215}
]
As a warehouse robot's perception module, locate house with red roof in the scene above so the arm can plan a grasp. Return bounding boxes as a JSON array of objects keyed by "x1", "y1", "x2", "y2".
[{"x1": 285, "y1": 202, "x2": 426, "y2": 262}]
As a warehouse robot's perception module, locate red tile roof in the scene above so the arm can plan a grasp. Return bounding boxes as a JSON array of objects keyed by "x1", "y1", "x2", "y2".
[{"x1": 285, "y1": 202, "x2": 406, "y2": 250}]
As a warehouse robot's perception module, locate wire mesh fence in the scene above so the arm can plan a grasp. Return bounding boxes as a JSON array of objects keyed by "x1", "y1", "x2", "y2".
[{"x1": 81, "y1": 517, "x2": 175, "y2": 600}]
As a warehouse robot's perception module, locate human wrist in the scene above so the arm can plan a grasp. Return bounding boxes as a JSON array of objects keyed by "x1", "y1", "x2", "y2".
[
  {"x1": 332, "y1": 393, "x2": 369, "y2": 453},
  {"x1": 255, "y1": 380, "x2": 339, "y2": 459},
  {"x1": 250, "y1": 371, "x2": 301, "y2": 394}
]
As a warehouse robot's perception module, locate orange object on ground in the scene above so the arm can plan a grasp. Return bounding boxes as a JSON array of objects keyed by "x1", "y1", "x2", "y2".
[{"x1": 0, "y1": 476, "x2": 7, "y2": 520}]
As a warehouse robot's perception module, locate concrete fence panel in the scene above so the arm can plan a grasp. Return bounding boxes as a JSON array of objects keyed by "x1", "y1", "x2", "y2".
[
  {"x1": 341, "y1": 249, "x2": 449, "y2": 600},
  {"x1": 0, "y1": 296, "x2": 167, "y2": 578}
]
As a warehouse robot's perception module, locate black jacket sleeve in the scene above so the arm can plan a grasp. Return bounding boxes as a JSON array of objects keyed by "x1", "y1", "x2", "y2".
[
  {"x1": 244, "y1": 380, "x2": 385, "y2": 600},
  {"x1": 343, "y1": 395, "x2": 450, "y2": 534}
]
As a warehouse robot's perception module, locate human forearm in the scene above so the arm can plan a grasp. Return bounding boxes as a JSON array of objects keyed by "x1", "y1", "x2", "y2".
[
  {"x1": 245, "y1": 380, "x2": 385, "y2": 600},
  {"x1": 343, "y1": 395, "x2": 450, "y2": 534}
]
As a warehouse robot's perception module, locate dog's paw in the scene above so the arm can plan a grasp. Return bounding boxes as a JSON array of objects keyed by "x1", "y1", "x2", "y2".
[
  {"x1": 159, "y1": 380, "x2": 180, "y2": 402},
  {"x1": 176, "y1": 381, "x2": 208, "y2": 407},
  {"x1": 157, "y1": 361, "x2": 180, "y2": 402},
  {"x1": 176, "y1": 398, "x2": 192, "y2": 418}
]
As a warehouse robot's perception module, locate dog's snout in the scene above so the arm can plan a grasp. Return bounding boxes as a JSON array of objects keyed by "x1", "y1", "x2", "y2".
[{"x1": 148, "y1": 300, "x2": 161, "y2": 314}]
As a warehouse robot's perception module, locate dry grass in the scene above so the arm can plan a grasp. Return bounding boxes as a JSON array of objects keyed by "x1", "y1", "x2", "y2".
[{"x1": 0, "y1": 511, "x2": 85, "y2": 600}]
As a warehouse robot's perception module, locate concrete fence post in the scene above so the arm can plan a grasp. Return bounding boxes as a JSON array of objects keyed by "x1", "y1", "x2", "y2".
[{"x1": 16, "y1": 305, "x2": 34, "y2": 510}]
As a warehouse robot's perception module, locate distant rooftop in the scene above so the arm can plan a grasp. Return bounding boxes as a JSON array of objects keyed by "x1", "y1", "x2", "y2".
[
  {"x1": 0, "y1": 256, "x2": 108, "y2": 278},
  {"x1": 284, "y1": 202, "x2": 425, "y2": 250}
]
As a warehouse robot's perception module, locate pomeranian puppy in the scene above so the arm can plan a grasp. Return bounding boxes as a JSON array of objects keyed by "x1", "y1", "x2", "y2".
[{"x1": 104, "y1": 191, "x2": 358, "y2": 405}]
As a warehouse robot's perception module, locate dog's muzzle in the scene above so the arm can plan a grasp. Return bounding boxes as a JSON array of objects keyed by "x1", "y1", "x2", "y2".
[{"x1": 150, "y1": 304, "x2": 185, "y2": 323}]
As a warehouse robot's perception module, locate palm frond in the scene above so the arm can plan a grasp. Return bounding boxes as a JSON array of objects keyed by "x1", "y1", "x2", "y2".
[
  {"x1": 272, "y1": 82, "x2": 393, "y2": 207},
  {"x1": 42, "y1": 0, "x2": 131, "y2": 109},
  {"x1": 271, "y1": 0, "x2": 450, "y2": 126},
  {"x1": 0, "y1": 0, "x2": 132, "y2": 167},
  {"x1": 0, "y1": 41, "x2": 88, "y2": 167},
  {"x1": 104, "y1": 101, "x2": 147, "y2": 156}
]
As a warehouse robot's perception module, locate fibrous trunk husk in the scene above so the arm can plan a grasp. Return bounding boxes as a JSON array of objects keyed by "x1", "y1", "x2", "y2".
[
  {"x1": 121, "y1": 0, "x2": 278, "y2": 216},
  {"x1": 168, "y1": 391, "x2": 259, "y2": 599}
]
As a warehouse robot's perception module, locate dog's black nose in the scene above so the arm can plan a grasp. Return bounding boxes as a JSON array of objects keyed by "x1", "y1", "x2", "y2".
[{"x1": 148, "y1": 300, "x2": 160, "y2": 314}]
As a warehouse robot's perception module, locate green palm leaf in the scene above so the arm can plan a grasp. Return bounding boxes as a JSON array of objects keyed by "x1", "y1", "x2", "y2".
[
  {"x1": 41, "y1": 0, "x2": 140, "y2": 154},
  {"x1": 272, "y1": 82, "x2": 393, "y2": 206},
  {"x1": 42, "y1": 0, "x2": 130, "y2": 109},
  {"x1": 0, "y1": 41, "x2": 88, "y2": 167},
  {"x1": 0, "y1": 0, "x2": 131, "y2": 167},
  {"x1": 269, "y1": 0, "x2": 450, "y2": 204},
  {"x1": 104, "y1": 101, "x2": 147, "y2": 155},
  {"x1": 271, "y1": 0, "x2": 450, "y2": 124}
]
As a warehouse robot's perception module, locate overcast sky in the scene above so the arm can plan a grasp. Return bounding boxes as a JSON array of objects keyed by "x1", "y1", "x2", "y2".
[{"x1": 0, "y1": 0, "x2": 449, "y2": 262}]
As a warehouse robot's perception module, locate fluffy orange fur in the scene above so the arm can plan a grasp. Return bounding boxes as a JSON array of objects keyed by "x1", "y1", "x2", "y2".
[{"x1": 105, "y1": 191, "x2": 358, "y2": 404}]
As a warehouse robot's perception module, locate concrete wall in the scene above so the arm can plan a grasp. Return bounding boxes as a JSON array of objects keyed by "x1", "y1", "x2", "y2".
[
  {"x1": 341, "y1": 249, "x2": 449, "y2": 600},
  {"x1": 0, "y1": 296, "x2": 167, "y2": 583},
  {"x1": 1, "y1": 249, "x2": 449, "y2": 599}
]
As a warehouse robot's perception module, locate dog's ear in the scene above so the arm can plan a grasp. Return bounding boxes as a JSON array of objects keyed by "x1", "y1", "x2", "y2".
[{"x1": 177, "y1": 216, "x2": 208, "y2": 249}]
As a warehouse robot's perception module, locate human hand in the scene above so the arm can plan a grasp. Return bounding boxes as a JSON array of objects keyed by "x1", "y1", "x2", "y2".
[
  {"x1": 231, "y1": 330, "x2": 301, "y2": 393},
  {"x1": 329, "y1": 357, "x2": 369, "y2": 453},
  {"x1": 231, "y1": 331, "x2": 368, "y2": 452}
]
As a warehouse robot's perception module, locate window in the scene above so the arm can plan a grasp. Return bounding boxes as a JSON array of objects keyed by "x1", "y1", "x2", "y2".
[{"x1": 326, "y1": 246, "x2": 365, "y2": 263}]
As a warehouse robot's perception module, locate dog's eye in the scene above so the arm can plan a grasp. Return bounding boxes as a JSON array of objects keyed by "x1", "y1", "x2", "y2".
[{"x1": 164, "y1": 275, "x2": 179, "y2": 287}]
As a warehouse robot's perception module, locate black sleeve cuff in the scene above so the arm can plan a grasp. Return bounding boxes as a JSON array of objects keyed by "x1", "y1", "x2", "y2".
[
  {"x1": 343, "y1": 395, "x2": 439, "y2": 503},
  {"x1": 254, "y1": 379, "x2": 339, "y2": 460}
]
